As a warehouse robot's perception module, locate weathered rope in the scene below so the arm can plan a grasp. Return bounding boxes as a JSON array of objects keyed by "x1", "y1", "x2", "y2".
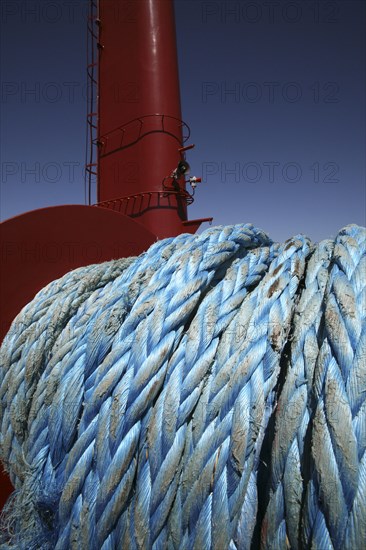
[
  {"x1": 261, "y1": 225, "x2": 366, "y2": 550},
  {"x1": 0, "y1": 223, "x2": 365, "y2": 549}
]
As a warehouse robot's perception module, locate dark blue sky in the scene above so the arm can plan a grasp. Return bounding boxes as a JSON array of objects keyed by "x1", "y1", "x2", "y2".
[{"x1": 1, "y1": 0, "x2": 365, "y2": 242}]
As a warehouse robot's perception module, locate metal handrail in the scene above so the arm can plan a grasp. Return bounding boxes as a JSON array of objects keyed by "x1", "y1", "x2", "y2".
[
  {"x1": 98, "y1": 114, "x2": 191, "y2": 157},
  {"x1": 94, "y1": 189, "x2": 194, "y2": 215}
]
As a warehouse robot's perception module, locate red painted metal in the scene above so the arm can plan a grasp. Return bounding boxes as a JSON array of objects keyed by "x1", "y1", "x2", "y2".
[
  {"x1": 0, "y1": 205, "x2": 156, "y2": 344},
  {"x1": 182, "y1": 217, "x2": 214, "y2": 233},
  {"x1": 97, "y1": 0, "x2": 192, "y2": 238}
]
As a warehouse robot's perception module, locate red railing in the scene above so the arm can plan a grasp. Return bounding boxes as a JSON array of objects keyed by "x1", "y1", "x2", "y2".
[
  {"x1": 95, "y1": 188, "x2": 194, "y2": 217},
  {"x1": 98, "y1": 114, "x2": 191, "y2": 157}
]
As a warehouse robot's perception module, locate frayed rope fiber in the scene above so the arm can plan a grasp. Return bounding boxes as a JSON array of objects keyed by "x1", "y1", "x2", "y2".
[{"x1": 0, "y1": 223, "x2": 365, "y2": 550}]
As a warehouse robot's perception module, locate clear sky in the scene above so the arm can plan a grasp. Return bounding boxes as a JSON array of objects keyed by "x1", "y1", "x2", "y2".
[{"x1": 1, "y1": 0, "x2": 365, "y2": 243}]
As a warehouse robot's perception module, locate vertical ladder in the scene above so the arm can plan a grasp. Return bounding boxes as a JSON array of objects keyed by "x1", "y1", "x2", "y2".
[{"x1": 85, "y1": 0, "x2": 99, "y2": 204}]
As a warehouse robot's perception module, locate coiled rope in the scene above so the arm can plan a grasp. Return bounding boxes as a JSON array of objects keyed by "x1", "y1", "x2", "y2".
[{"x1": 0, "y1": 223, "x2": 365, "y2": 549}]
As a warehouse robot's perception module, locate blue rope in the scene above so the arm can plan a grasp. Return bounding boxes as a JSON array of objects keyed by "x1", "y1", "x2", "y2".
[
  {"x1": 0, "y1": 223, "x2": 365, "y2": 550},
  {"x1": 261, "y1": 225, "x2": 366, "y2": 550}
]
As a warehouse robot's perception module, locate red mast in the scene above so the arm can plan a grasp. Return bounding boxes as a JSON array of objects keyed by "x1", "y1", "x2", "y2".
[{"x1": 95, "y1": 0, "x2": 209, "y2": 238}]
